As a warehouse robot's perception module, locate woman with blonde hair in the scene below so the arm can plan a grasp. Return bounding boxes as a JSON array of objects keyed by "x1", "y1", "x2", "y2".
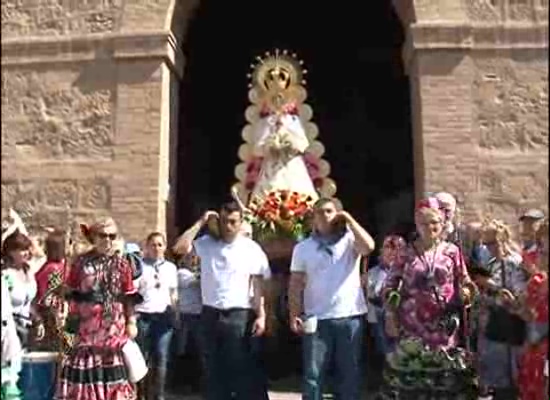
[
  {"x1": 517, "y1": 219, "x2": 548, "y2": 400},
  {"x1": 384, "y1": 197, "x2": 475, "y2": 348},
  {"x1": 381, "y1": 197, "x2": 476, "y2": 396},
  {"x1": 55, "y1": 217, "x2": 139, "y2": 400},
  {"x1": 476, "y1": 218, "x2": 527, "y2": 400}
]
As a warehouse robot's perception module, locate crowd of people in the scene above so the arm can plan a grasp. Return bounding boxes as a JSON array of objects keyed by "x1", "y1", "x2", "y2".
[{"x1": 1, "y1": 191, "x2": 548, "y2": 400}]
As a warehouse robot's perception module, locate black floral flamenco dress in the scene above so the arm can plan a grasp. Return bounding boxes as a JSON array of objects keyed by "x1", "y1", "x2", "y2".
[{"x1": 55, "y1": 250, "x2": 138, "y2": 400}]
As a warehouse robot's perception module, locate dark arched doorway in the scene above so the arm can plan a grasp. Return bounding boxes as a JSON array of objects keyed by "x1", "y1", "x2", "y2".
[
  {"x1": 174, "y1": 1, "x2": 414, "y2": 392},
  {"x1": 175, "y1": 1, "x2": 414, "y2": 242}
]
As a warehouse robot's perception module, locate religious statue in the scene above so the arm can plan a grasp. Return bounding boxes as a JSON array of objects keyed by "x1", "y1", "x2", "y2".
[
  {"x1": 232, "y1": 50, "x2": 337, "y2": 245},
  {"x1": 248, "y1": 56, "x2": 318, "y2": 201},
  {"x1": 233, "y1": 50, "x2": 337, "y2": 203}
]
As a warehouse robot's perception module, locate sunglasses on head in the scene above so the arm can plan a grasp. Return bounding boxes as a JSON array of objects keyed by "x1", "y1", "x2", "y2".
[{"x1": 98, "y1": 232, "x2": 117, "y2": 240}]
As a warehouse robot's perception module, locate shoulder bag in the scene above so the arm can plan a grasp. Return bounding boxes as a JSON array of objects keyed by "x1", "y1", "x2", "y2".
[{"x1": 484, "y1": 261, "x2": 526, "y2": 346}]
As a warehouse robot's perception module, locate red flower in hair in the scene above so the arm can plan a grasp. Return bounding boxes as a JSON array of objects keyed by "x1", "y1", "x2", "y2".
[
  {"x1": 416, "y1": 197, "x2": 441, "y2": 211},
  {"x1": 80, "y1": 223, "x2": 94, "y2": 243}
]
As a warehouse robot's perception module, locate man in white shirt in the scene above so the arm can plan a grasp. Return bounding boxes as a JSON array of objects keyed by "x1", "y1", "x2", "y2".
[
  {"x1": 289, "y1": 198, "x2": 375, "y2": 400},
  {"x1": 173, "y1": 201, "x2": 268, "y2": 400}
]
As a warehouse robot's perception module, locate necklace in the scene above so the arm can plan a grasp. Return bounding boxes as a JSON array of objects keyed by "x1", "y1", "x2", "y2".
[{"x1": 412, "y1": 239, "x2": 443, "y2": 296}]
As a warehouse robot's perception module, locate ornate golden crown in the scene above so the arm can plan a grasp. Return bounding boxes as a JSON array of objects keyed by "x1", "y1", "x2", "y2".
[{"x1": 247, "y1": 49, "x2": 307, "y2": 91}]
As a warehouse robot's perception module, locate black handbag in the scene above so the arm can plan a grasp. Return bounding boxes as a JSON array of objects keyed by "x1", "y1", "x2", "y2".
[
  {"x1": 13, "y1": 314, "x2": 31, "y2": 348},
  {"x1": 484, "y1": 261, "x2": 526, "y2": 346}
]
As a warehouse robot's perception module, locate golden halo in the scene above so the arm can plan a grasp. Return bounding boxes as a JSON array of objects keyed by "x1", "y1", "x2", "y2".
[{"x1": 248, "y1": 49, "x2": 306, "y2": 91}]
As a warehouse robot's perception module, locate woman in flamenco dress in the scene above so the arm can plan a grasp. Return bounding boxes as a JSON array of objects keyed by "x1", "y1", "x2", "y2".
[
  {"x1": 517, "y1": 219, "x2": 548, "y2": 400},
  {"x1": 55, "y1": 217, "x2": 139, "y2": 400},
  {"x1": 32, "y1": 229, "x2": 72, "y2": 352},
  {"x1": 381, "y1": 197, "x2": 477, "y2": 398}
]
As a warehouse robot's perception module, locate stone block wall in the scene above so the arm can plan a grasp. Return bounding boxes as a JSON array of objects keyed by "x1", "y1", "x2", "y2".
[
  {"x1": 1, "y1": 0, "x2": 548, "y2": 241},
  {"x1": 402, "y1": 0, "x2": 549, "y2": 230},
  {"x1": 1, "y1": 57, "x2": 170, "y2": 239}
]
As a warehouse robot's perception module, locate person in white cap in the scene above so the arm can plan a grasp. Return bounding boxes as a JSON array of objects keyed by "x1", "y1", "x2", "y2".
[
  {"x1": 519, "y1": 208, "x2": 545, "y2": 268},
  {"x1": 434, "y1": 192, "x2": 460, "y2": 239}
]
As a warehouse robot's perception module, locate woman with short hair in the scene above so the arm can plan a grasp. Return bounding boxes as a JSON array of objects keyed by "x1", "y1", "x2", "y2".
[
  {"x1": 1, "y1": 231, "x2": 36, "y2": 400},
  {"x1": 1, "y1": 231, "x2": 37, "y2": 349}
]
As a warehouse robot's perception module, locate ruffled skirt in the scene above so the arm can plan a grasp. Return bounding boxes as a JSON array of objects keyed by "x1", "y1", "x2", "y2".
[{"x1": 55, "y1": 347, "x2": 135, "y2": 400}]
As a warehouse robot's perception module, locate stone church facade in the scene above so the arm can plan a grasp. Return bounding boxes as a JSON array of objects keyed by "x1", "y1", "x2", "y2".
[{"x1": 1, "y1": 0, "x2": 548, "y2": 241}]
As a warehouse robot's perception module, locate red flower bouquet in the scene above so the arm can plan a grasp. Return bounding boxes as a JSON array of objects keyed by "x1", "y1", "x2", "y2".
[{"x1": 248, "y1": 190, "x2": 315, "y2": 242}]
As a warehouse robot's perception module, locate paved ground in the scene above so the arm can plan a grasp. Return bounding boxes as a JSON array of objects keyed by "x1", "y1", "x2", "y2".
[
  {"x1": 166, "y1": 378, "x2": 375, "y2": 399},
  {"x1": 167, "y1": 393, "x2": 350, "y2": 400}
]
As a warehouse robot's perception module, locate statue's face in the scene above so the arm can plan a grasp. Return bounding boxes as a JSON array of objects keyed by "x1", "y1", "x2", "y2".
[{"x1": 266, "y1": 68, "x2": 289, "y2": 91}]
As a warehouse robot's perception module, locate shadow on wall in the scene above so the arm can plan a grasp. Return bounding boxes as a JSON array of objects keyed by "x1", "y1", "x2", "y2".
[{"x1": 73, "y1": 59, "x2": 162, "y2": 93}]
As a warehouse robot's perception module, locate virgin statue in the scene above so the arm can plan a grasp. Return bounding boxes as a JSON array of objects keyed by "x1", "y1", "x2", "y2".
[{"x1": 230, "y1": 49, "x2": 337, "y2": 206}]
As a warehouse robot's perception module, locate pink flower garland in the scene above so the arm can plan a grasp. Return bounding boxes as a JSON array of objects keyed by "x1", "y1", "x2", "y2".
[{"x1": 303, "y1": 152, "x2": 324, "y2": 188}]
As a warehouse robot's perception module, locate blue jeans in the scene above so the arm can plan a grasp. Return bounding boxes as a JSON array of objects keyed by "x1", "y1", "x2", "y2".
[
  {"x1": 136, "y1": 312, "x2": 174, "y2": 399},
  {"x1": 302, "y1": 315, "x2": 364, "y2": 400},
  {"x1": 201, "y1": 306, "x2": 264, "y2": 400},
  {"x1": 371, "y1": 307, "x2": 395, "y2": 355}
]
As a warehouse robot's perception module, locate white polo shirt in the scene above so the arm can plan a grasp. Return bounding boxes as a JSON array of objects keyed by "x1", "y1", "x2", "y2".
[
  {"x1": 194, "y1": 234, "x2": 268, "y2": 310},
  {"x1": 135, "y1": 258, "x2": 178, "y2": 314},
  {"x1": 290, "y1": 231, "x2": 367, "y2": 320}
]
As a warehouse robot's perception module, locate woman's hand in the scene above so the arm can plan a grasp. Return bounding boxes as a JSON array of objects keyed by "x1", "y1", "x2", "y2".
[
  {"x1": 498, "y1": 288, "x2": 516, "y2": 304},
  {"x1": 290, "y1": 316, "x2": 304, "y2": 335},
  {"x1": 460, "y1": 285, "x2": 475, "y2": 306},
  {"x1": 126, "y1": 315, "x2": 138, "y2": 339},
  {"x1": 385, "y1": 312, "x2": 400, "y2": 338},
  {"x1": 126, "y1": 322, "x2": 138, "y2": 339},
  {"x1": 251, "y1": 315, "x2": 266, "y2": 337}
]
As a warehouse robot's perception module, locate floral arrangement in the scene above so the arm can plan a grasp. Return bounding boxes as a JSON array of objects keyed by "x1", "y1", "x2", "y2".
[
  {"x1": 248, "y1": 190, "x2": 315, "y2": 242},
  {"x1": 381, "y1": 338, "x2": 476, "y2": 395}
]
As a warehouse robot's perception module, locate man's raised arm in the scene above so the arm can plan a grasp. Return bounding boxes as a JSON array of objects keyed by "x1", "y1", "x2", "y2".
[{"x1": 172, "y1": 211, "x2": 218, "y2": 255}]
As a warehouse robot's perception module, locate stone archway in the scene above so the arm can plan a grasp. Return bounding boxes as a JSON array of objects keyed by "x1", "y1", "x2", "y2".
[{"x1": 1, "y1": 0, "x2": 547, "y2": 241}]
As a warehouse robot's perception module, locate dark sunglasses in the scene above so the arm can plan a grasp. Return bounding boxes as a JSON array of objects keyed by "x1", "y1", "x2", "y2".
[
  {"x1": 154, "y1": 273, "x2": 161, "y2": 289},
  {"x1": 98, "y1": 232, "x2": 117, "y2": 240}
]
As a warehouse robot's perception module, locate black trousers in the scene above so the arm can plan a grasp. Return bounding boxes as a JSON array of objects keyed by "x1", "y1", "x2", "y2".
[{"x1": 200, "y1": 306, "x2": 268, "y2": 400}]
